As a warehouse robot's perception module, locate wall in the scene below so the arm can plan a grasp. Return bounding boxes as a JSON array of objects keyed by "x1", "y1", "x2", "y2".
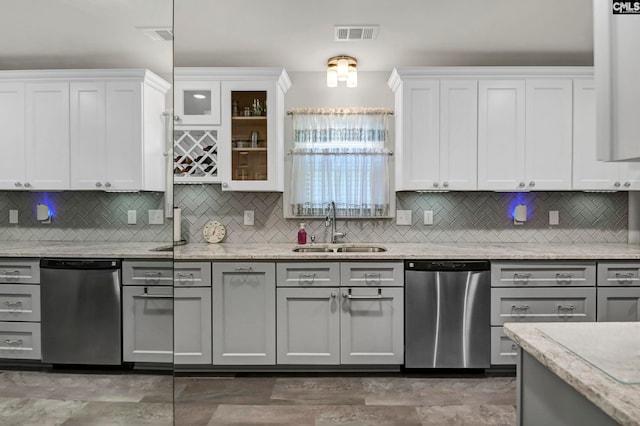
[
  {"x1": 0, "y1": 191, "x2": 170, "y2": 241},
  {"x1": 175, "y1": 185, "x2": 628, "y2": 244}
]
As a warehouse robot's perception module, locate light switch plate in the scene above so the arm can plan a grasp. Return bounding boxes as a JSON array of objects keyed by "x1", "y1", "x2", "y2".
[
  {"x1": 9, "y1": 210, "x2": 18, "y2": 224},
  {"x1": 244, "y1": 210, "x2": 255, "y2": 226},
  {"x1": 396, "y1": 209, "x2": 412, "y2": 226},
  {"x1": 148, "y1": 209, "x2": 164, "y2": 225},
  {"x1": 127, "y1": 210, "x2": 137, "y2": 225},
  {"x1": 549, "y1": 210, "x2": 559, "y2": 226},
  {"x1": 424, "y1": 210, "x2": 433, "y2": 225}
]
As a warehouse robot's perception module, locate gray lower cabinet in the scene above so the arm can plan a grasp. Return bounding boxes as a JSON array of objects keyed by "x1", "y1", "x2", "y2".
[
  {"x1": 597, "y1": 287, "x2": 640, "y2": 321},
  {"x1": 340, "y1": 287, "x2": 404, "y2": 364},
  {"x1": 276, "y1": 287, "x2": 340, "y2": 365},
  {"x1": 212, "y1": 262, "x2": 276, "y2": 365},
  {"x1": 122, "y1": 285, "x2": 173, "y2": 363},
  {"x1": 174, "y1": 287, "x2": 212, "y2": 364},
  {"x1": 490, "y1": 327, "x2": 518, "y2": 365},
  {"x1": 0, "y1": 321, "x2": 41, "y2": 360}
]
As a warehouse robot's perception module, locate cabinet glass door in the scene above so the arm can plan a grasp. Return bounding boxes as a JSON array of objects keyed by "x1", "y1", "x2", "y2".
[
  {"x1": 174, "y1": 81, "x2": 220, "y2": 125},
  {"x1": 230, "y1": 90, "x2": 268, "y2": 182}
]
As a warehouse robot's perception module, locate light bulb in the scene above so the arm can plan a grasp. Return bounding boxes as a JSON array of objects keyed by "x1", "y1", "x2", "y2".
[
  {"x1": 347, "y1": 68, "x2": 357, "y2": 88},
  {"x1": 327, "y1": 68, "x2": 338, "y2": 87},
  {"x1": 337, "y1": 58, "x2": 349, "y2": 81}
]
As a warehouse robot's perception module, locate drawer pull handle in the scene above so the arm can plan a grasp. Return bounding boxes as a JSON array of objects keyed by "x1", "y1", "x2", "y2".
[
  {"x1": 343, "y1": 288, "x2": 383, "y2": 300},
  {"x1": 3, "y1": 301, "x2": 23, "y2": 309},
  {"x1": 615, "y1": 272, "x2": 637, "y2": 282},
  {"x1": 1, "y1": 270, "x2": 21, "y2": 279},
  {"x1": 513, "y1": 273, "x2": 531, "y2": 283},
  {"x1": 298, "y1": 273, "x2": 316, "y2": 284},
  {"x1": 364, "y1": 272, "x2": 382, "y2": 284},
  {"x1": 556, "y1": 273, "x2": 574, "y2": 283},
  {"x1": 176, "y1": 272, "x2": 195, "y2": 282},
  {"x1": 4, "y1": 339, "x2": 23, "y2": 346},
  {"x1": 511, "y1": 305, "x2": 529, "y2": 311},
  {"x1": 234, "y1": 266, "x2": 253, "y2": 272},
  {"x1": 134, "y1": 288, "x2": 173, "y2": 300},
  {"x1": 511, "y1": 344, "x2": 518, "y2": 353},
  {"x1": 143, "y1": 272, "x2": 163, "y2": 283},
  {"x1": 557, "y1": 304, "x2": 575, "y2": 314}
]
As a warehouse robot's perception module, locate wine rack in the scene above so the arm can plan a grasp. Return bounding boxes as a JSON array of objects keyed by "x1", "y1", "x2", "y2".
[{"x1": 173, "y1": 129, "x2": 220, "y2": 183}]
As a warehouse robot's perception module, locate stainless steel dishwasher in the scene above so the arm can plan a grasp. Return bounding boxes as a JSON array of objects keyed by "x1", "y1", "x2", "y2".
[
  {"x1": 40, "y1": 259, "x2": 122, "y2": 365},
  {"x1": 405, "y1": 260, "x2": 490, "y2": 368}
]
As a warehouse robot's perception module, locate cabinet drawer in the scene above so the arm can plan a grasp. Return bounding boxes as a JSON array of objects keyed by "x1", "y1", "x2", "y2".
[
  {"x1": 491, "y1": 326, "x2": 517, "y2": 366},
  {"x1": 491, "y1": 287, "x2": 596, "y2": 325},
  {"x1": 122, "y1": 261, "x2": 173, "y2": 286},
  {"x1": 0, "y1": 284, "x2": 40, "y2": 322},
  {"x1": 174, "y1": 262, "x2": 211, "y2": 287},
  {"x1": 597, "y1": 287, "x2": 640, "y2": 322},
  {"x1": 491, "y1": 262, "x2": 596, "y2": 287},
  {"x1": 0, "y1": 259, "x2": 40, "y2": 284},
  {"x1": 276, "y1": 262, "x2": 340, "y2": 287},
  {"x1": 597, "y1": 262, "x2": 640, "y2": 287},
  {"x1": 340, "y1": 262, "x2": 404, "y2": 287},
  {"x1": 0, "y1": 322, "x2": 41, "y2": 360}
]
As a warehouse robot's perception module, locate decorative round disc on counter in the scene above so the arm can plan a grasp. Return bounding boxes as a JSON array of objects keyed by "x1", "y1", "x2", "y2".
[{"x1": 203, "y1": 221, "x2": 226, "y2": 243}]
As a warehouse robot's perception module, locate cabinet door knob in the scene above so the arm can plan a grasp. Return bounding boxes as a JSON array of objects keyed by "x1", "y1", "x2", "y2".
[
  {"x1": 222, "y1": 182, "x2": 228, "y2": 188},
  {"x1": 442, "y1": 181, "x2": 449, "y2": 188},
  {"x1": 433, "y1": 182, "x2": 439, "y2": 188},
  {"x1": 519, "y1": 182, "x2": 525, "y2": 188},
  {"x1": 174, "y1": 115, "x2": 181, "y2": 122},
  {"x1": 14, "y1": 182, "x2": 22, "y2": 187},
  {"x1": 624, "y1": 182, "x2": 631, "y2": 187},
  {"x1": 614, "y1": 181, "x2": 621, "y2": 187},
  {"x1": 104, "y1": 182, "x2": 111, "y2": 188},
  {"x1": 24, "y1": 182, "x2": 31, "y2": 188},
  {"x1": 330, "y1": 292, "x2": 337, "y2": 298},
  {"x1": 95, "y1": 182, "x2": 102, "y2": 188},
  {"x1": 529, "y1": 181, "x2": 535, "y2": 187}
]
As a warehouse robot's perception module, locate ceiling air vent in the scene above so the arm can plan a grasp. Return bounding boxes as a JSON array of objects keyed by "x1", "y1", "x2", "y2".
[
  {"x1": 334, "y1": 25, "x2": 379, "y2": 41},
  {"x1": 138, "y1": 27, "x2": 174, "y2": 41}
]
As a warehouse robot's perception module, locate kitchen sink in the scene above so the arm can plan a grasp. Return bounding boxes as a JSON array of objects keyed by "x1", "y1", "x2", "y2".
[
  {"x1": 335, "y1": 246, "x2": 387, "y2": 253},
  {"x1": 292, "y1": 245, "x2": 387, "y2": 253},
  {"x1": 291, "y1": 246, "x2": 334, "y2": 253}
]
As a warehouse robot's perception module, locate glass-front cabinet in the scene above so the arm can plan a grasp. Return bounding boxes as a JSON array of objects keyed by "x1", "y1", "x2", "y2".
[
  {"x1": 174, "y1": 80, "x2": 221, "y2": 126},
  {"x1": 173, "y1": 68, "x2": 290, "y2": 191}
]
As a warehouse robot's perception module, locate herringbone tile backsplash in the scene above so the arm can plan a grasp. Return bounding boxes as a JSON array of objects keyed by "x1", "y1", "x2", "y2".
[
  {"x1": 0, "y1": 191, "x2": 170, "y2": 242},
  {"x1": 175, "y1": 185, "x2": 629, "y2": 244}
]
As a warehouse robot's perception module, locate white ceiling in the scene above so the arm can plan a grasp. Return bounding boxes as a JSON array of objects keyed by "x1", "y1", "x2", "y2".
[{"x1": 1, "y1": 0, "x2": 594, "y2": 77}]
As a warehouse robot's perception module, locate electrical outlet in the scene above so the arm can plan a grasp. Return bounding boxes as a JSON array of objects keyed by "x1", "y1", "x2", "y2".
[
  {"x1": 244, "y1": 210, "x2": 255, "y2": 226},
  {"x1": 396, "y1": 209, "x2": 412, "y2": 226},
  {"x1": 148, "y1": 209, "x2": 164, "y2": 225},
  {"x1": 9, "y1": 210, "x2": 18, "y2": 224},
  {"x1": 549, "y1": 210, "x2": 560, "y2": 226},
  {"x1": 424, "y1": 210, "x2": 433, "y2": 225},
  {"x1": 127, "y1": 210, "x2": 137, "y2": 225}
]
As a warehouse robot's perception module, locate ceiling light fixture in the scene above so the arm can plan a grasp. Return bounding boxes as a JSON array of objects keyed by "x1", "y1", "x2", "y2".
[{"x1": 327, "y1": 55, "x2": 357, "y2": 88}]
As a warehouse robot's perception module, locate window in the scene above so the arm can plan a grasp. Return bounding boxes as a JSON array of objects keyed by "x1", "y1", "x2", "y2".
[{"x1": 289, "y1": 108, "x2": 392, "y2": 217}]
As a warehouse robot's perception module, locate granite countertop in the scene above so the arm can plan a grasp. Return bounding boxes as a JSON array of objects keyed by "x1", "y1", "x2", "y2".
[
  {"x1": 2, "y1": 241, "x2": 640, "y2": 261},
  {"x1": 173, "y1": 242, "x2": 640, "y2": 261},
  {"x1": 0, "y1": 241, "x2": 172, "y2": 259},
  {"x1": 504, "y1": 322, "x2": 640, "y2": 425}
]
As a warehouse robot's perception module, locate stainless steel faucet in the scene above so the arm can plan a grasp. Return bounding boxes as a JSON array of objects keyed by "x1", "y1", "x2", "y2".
[{"x1": 326, "y1": 201, "x2": 346, "y2": 244}]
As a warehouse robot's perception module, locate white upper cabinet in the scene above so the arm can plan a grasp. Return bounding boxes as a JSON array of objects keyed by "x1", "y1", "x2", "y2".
[
  {"x1": 389, "y1": 71, "x2": 477, "y2": 191},
  {"x1": 477, "y1": 80, "x2": 526, "y2": 191},
  {"x1": 25, "y1": 82, "x2": 70, "y2": 190},
  {"x1": 0, "y1": 83, "x2": 26, "y2": 190},
  {"x1": 573, "y1": 78, "x2": 640, "y2": 190},
  {"x1": 440, "y1": 80, "x2": 478, "y2": 190},
  {"x1": 1, "y1": 69, "x2": 170, "y2": 192},
  {"x1": 524, "y1": 79, "x2": 573, "y2": 190},
  {"x1": 174, "y1": 80, "x2": 221, "y2": 126},
  {"x1": 594, "y1": 0, "x2": 640, "y2": 161},
  {"x1": 173, "y1": 68, "x2": 291, "y2": 191}
]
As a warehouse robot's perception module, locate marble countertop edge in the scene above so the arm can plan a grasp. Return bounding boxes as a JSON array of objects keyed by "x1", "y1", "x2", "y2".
[{"x1": 504, "y1": 323, "x2": 640, "y2": 426}]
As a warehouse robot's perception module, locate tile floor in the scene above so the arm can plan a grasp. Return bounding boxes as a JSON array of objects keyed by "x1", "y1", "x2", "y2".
[
  {"x1": 0, "y1": 369, "x2": 173, "y2": 426},
  {"x1": 174, "y1": 374, "x2": 517, "y2": 426},
  {"x1": 0, "y1": 370, "x2": 517, "y2": 425}
]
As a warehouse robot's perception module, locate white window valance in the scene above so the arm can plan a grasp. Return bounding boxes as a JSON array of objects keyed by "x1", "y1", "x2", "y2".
[{"x1": 289, "y1": 108, "x2": 393, "y2": 218}]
